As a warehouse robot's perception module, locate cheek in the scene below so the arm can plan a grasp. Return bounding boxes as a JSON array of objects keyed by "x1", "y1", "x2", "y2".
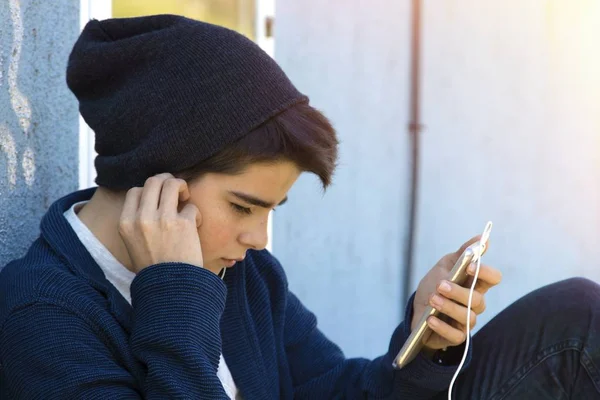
[{"x1": 196, "y1": 207, "x2": 237, "y2": 258}]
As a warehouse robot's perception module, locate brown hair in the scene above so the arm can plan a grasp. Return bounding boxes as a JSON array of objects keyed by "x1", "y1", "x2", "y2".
[{"x1": 175, "y1": 103, "x2": 339, "y2": 189}]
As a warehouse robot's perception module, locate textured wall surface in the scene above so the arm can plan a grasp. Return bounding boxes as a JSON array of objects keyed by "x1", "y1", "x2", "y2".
[
  {"x1": 0, "y1": 0, "x2": 80, "y2": 268},
  {"x1": 273, "y1": 0, "x2": 412, "y2": 358}
]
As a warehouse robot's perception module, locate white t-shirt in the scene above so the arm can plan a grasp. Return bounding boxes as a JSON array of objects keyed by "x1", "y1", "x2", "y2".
[{"x1": 64, "y1": 201, "x2": 240, "y2": 399}]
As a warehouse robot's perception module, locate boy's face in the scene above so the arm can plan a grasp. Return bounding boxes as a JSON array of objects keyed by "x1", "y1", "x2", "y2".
[{"x1": 186, "y1": 161, "x2": 300, "y2": 274}]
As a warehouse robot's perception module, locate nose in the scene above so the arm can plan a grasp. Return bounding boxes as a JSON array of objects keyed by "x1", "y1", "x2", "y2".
[{"x1": 238, "y1": 223, "x2": 268, "y2": 251}]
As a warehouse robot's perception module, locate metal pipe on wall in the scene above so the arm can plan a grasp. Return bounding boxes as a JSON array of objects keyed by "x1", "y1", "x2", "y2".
[{"x1": 403, "y1": 0, "x2": 423, "y2": 307}]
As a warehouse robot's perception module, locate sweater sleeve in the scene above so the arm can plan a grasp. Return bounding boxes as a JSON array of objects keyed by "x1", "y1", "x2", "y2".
[
  {"x1": 0, "y1": 263, "x2": 230, "y2": 399},
  {"x1": 285, "y1": 290, "x2": 472, "y2": 399}
]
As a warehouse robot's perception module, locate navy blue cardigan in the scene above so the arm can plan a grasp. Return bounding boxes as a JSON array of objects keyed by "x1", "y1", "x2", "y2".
[{"x1": 0, "y1": 189, "x2": 467, "y2": 399}]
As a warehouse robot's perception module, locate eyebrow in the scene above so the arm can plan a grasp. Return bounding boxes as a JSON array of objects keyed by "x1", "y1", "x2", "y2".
[{"x1": 229, "y1": 191, "x2": 288, "y2": 209}]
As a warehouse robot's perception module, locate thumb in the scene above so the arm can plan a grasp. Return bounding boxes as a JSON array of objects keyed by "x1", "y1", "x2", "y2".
[{"x1": 455, "y1": 235, "x2": 481, "y2": 256}]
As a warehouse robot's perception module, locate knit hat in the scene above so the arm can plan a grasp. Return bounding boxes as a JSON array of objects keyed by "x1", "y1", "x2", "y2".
[{"x1": 67, "y1": 14, "x2": 308, "y2": 189}]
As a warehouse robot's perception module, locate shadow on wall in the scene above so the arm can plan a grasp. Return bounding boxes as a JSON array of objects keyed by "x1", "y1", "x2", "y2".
[{"x1": 0, "y1": 0, "x2": 80, "y2": 268}]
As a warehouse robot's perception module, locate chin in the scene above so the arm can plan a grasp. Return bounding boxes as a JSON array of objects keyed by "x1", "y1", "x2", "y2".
[
  {"x1": 203, "y1": 263, "x2": 221, "y2": 273},
  {"x1": 204, "y1": 260, "x2": 234, "y2": 274}
]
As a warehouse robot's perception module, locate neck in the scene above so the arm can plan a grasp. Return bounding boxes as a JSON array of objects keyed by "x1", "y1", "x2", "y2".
[{"x1": 77, "y1": 187, "x2": 133, "y2": 271}]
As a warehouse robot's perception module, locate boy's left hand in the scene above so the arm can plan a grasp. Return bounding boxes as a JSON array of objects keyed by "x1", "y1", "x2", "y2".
[{"x1": 411, "y1": 236, "x2": 502, "y2": 351}]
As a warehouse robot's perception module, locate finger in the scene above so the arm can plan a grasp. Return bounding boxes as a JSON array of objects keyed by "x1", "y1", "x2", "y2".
[
  {"x1": 158, "y1": 178, "x2": 190, "y2": 215},
  {"x1": 466, "y1": 263, "x2": 502, "y2": 293},
  {"x1": 427, "y1": 316, "x2": 467, "y2": 347},
  {"x1": 119, "y1": 188, "x2": 142, "y2": 241},
  {"x1": 430, "y1": 293, "x2": 478, "y2": 328},
  {"x1": 465, "y1": 276, "x2": 494, "y2": 295},
  {"x1": 455, "y1": 235, "x2": 481, "y2": 257},
  {"x1": 139, "y1": 173, "x2": 174, "y2": 214},
  {"x1": 121, "y1": 187, "x2": 142, "y2": 223},
  {"x1": 180, "y1": 203, "x2": 202, "y2": 228},
  {"x1": 437, "y1": 280, "x2": 486, "y2": 314}
]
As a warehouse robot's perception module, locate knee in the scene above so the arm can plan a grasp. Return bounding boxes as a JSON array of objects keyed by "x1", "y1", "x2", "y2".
[
  {"x1": 543, "y1": 277, "x2": 600, "y2": 309},
  {"x1": 557, "y1": 277, "x2": 599, "y2": 297}
]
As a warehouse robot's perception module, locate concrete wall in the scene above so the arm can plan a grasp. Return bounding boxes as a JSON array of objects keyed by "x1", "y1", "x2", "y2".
[
  {"x1": 0, "y1": 0, "x2": 80, "y2": 268},
  {"x1": 274, "y1": 0, "x2": 600, "y2": 358},
  {"x1": 274, "y1": 0, "x2": 412, "y2": 358}
]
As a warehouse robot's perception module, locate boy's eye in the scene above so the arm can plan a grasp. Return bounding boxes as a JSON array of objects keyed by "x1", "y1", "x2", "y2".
[{"x1": 230, "y1": 203, "x2": 252, "y2": 215}]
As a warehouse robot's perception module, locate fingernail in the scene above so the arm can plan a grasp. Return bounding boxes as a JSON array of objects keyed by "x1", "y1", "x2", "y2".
[
  {"x1": 468, "y1": 263, "x2": 476, "y2": 274},
  {"x1": 438, "y1": 281, "x2": 451, "y2": 293},
  {"x1": 431, "y1": 295, "x2": 444, "y2": 308},
  {"x1": 428, "y1": 317, "x2": 438, "y2": 328}
]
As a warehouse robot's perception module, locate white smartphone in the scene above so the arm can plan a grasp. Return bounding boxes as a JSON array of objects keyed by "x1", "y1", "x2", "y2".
[{"x1": 392, "y1": 226, "x2": 492, "y2": 369}]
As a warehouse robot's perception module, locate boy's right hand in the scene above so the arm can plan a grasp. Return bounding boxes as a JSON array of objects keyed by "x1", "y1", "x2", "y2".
[{"x1": 118, "y1": 173, "x2": 204, "y2": 274}]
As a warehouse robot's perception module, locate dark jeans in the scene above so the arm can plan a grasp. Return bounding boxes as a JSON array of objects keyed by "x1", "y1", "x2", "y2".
[{"x1": 434, "y1": 277, "x2": 600, "y2": 400}]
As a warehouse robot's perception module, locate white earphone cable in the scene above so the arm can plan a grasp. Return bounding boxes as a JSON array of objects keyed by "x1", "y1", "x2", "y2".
[{"x1": 448, "y1": 221, "x2": 492, "y2": 400}]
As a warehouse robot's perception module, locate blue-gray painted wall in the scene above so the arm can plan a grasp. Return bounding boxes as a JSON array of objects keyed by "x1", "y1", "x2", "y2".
[
  {"x1": 0, "y1": 0, "x2": 79, "y2": 268},
  {"x1": 413, "y1": 1, "x2": 600, "y2": 332},
  {"x1": 273, "y1": 0, "x2": 412, "y2": 358},
  {"x1": 274, "y1": 0, "x2": 600, "y2": 358}
]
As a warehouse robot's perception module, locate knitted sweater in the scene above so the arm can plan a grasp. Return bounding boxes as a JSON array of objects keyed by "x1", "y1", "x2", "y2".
[{"x1": 0, "y1": 189, "x2": 467, "y2": 399}]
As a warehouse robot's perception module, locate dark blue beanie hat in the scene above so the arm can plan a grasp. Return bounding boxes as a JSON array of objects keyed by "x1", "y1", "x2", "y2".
[{"x1": 66, "y1": 14, "x2": 308, "y2": 190}]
